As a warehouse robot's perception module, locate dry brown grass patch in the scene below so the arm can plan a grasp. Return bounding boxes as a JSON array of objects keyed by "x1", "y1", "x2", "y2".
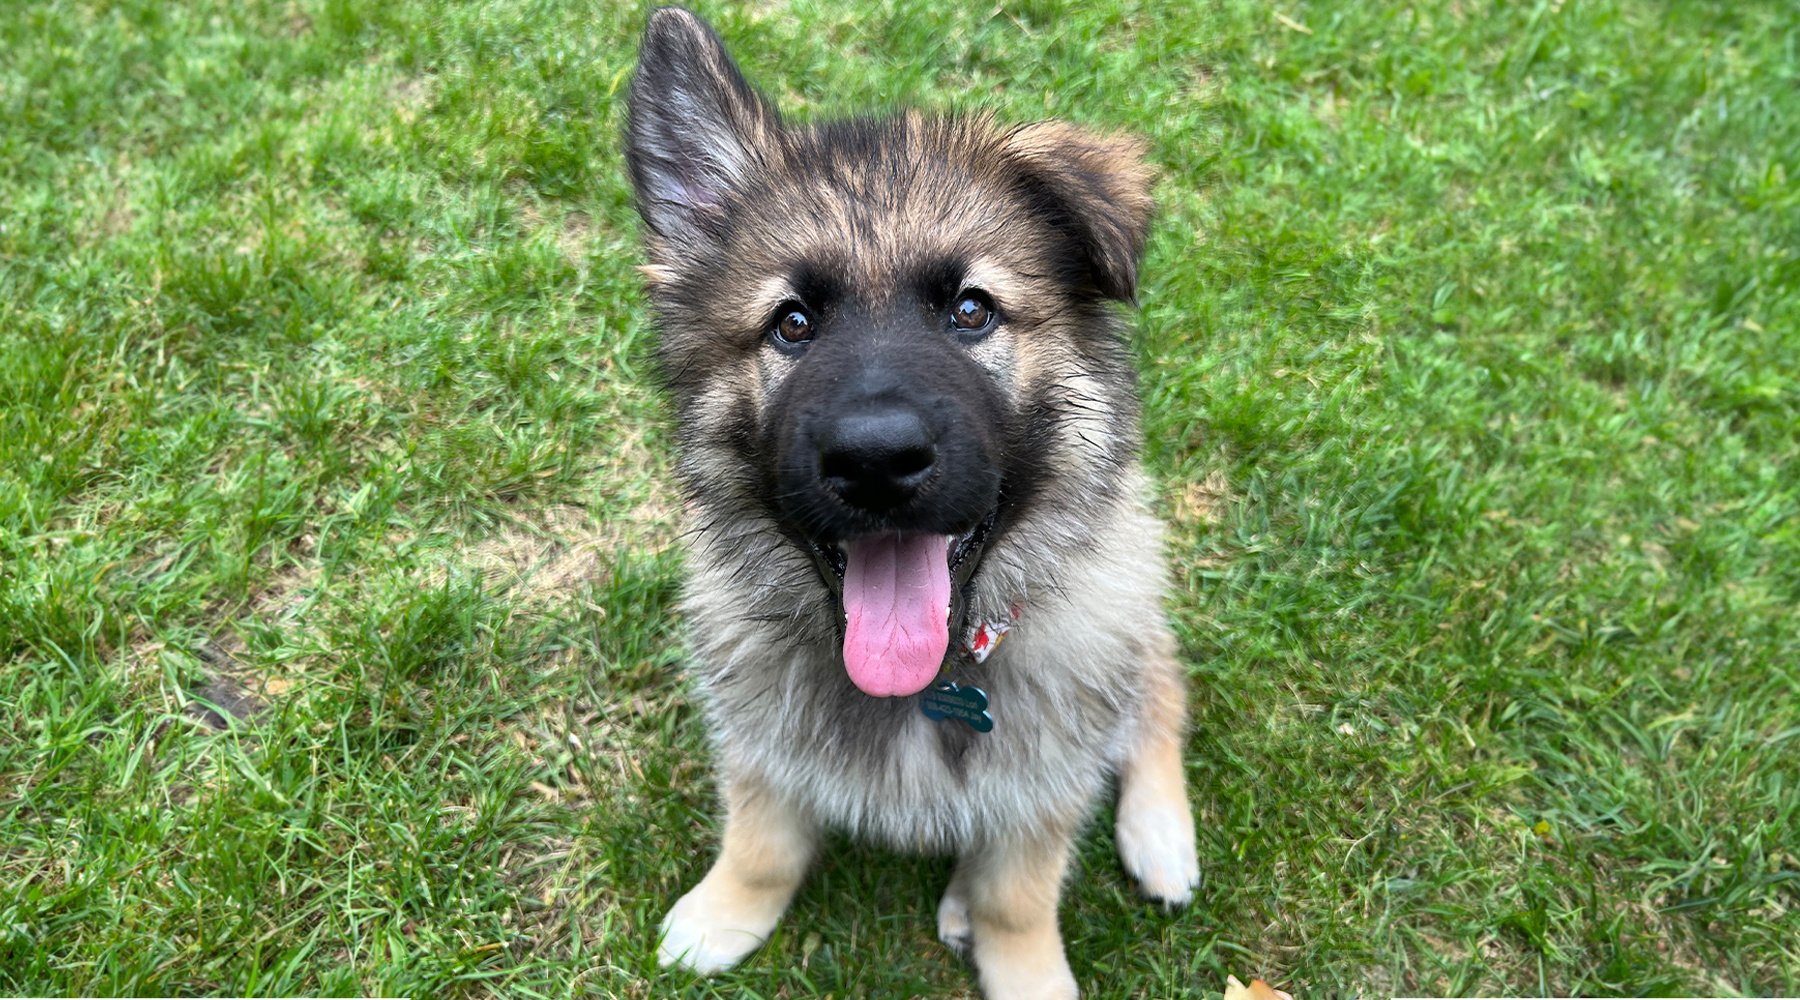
[
  {"x1": 517, "y1": 200, "x2": 597, "y2": 268},
  {"x1": 1171, "y1": 467, "x2": 1231, "y2": 527},
  {"x1": 440, "y1": 490, "x2": 677, "y2": 610}
]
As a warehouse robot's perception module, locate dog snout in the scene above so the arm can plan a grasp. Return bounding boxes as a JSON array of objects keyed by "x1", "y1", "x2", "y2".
[{"x1": 818, "y1": 406, "x2": 937, "y2": 511}]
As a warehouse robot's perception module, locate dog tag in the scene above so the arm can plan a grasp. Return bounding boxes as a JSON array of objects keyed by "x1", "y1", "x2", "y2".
[{"x1": 920, "y1": 681, "x2": 993, "y2": 733}]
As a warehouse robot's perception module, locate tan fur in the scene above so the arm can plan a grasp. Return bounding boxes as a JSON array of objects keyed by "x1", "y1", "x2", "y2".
[
  {"x1": 1002, "y1": 121, "x2": 1156, "y2": 302},
  {"x1": 635, "y1": 263, "x2": 676, "y2": 287},
  {"x1": 959, "y1": 824, "x2": 1082, "y2": 1000},
  {"x1": 1116, "y1": 630, "x2": 1201, "y2": 904},
  {"x1": 656, "y1": 771, "x2": 818, "y2": 972}
]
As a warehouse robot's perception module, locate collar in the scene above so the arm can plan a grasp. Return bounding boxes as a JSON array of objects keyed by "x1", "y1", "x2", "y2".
[{"x1": 961, "y1": 601, "x2": 1023, "y2": 664}]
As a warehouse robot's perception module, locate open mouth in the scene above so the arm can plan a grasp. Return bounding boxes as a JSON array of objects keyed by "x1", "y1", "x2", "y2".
[{"x1": 804, "y1": 511, "x2": 998, "y2": 699}]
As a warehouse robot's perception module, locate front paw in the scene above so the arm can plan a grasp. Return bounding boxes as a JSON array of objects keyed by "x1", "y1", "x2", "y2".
[
  {"x1": 1115, "y1": 799, "x2": 1200, "y2": 907},
  {"x1": 657, "y1": 883, "x2": 779, "y2": 974},
  {"x1": 976, "y1": 942, "x2": 1079, "y2": 1000},
  {"x1": 936, "y1": 888, "x2": 972, "y2": 955}
]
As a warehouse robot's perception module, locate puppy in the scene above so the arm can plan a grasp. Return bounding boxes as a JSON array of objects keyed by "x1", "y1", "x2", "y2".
[{"x1": 624, "y1": 9, "x2": 1198, "y2": 997}]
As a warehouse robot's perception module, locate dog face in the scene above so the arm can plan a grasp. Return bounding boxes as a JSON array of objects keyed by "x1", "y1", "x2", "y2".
[{"x1": 626, "y1": 8, "x2": 1153, "y2": 697}]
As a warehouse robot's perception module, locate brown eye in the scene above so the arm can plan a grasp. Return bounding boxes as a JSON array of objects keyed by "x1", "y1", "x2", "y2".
[
  {"x1": 770, "y1": 305, "x2": 815, "y2": 347},
  {"x1": 950, "y1": 291, "x2": 995, "y2": 333}
]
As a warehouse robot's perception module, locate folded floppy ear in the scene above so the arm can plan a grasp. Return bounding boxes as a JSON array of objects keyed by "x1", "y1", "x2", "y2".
[
  {"x1": 1004, "y1": 121, "x2": 1155, "y2": 303},
  {"x1": 625, "y1": 7, "x2": 779, "y2": 253}
]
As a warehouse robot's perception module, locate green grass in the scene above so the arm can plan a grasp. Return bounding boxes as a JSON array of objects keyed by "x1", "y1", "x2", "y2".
[{"x1": 2, "y1": 0, "x2": 1796, "y2": 995}]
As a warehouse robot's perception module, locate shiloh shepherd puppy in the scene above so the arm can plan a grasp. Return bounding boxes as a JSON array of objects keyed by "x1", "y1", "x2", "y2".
[{"x1": 625, "y1": 8, "x2": 1198, "y2": 998}]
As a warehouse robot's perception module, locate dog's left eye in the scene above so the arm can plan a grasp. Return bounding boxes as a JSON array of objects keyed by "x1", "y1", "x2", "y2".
[{"x1": 950, "y1": 291, "x2": 996, "y2": 334}]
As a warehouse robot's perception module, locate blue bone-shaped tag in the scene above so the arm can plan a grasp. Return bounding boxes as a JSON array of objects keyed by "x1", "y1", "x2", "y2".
[{"x1": 920, "y1": 681, "x2": 993, "y2": 733}]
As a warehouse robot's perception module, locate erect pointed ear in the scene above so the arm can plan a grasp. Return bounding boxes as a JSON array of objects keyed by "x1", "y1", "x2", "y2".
[
  {"x1": 625, "y1": 7, "x2": 780, "y2": 253},
  {"x1": 1003, "y1": 121, "x2": 1155, "y2": 303}
]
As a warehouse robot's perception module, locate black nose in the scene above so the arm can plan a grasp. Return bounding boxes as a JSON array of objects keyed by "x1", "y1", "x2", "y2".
[{"x1": 818, "y1": 407, "x2": 937, "y2": 511}]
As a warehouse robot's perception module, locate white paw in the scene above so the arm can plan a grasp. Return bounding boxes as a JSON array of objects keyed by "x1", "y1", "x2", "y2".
[
  {"x1": 979, "y1": 957, "x2": 1079, "y2": 1000},
  {"x1": 936, "y1": 888, "x2": 972, "y2": 955},
  {"x1": 1115, "y1": 800, "x2": 1199, "y2": 906},
  {"x1": 656, "y1": 885, "x2": 775, "y2": 974}
]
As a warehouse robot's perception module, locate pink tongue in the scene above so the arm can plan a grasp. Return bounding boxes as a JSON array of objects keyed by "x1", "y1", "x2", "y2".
[{"x1": 841, "y1": 533, "x2": 953, "y2": 697}]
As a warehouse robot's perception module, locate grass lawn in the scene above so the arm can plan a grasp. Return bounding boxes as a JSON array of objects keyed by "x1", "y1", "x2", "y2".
[{"x1": 3, "y1": 0, "x2": 1797, "y2": 995}]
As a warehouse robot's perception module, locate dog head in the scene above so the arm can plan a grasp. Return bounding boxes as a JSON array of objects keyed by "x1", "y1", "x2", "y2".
[{"x1": 626, "y1": 7, "x2": 1153, "y2": 696}]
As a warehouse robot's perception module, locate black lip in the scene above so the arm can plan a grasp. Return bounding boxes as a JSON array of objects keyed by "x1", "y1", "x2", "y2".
[
  {"x1": 949, "y1": 509, "x2": 998, "y2": 585},
  {"x1": 808, "y1": 537, "x2": 849, "y2": 581}
]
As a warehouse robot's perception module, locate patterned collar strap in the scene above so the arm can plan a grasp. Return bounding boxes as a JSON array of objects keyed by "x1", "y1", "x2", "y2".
[{"x1": 963, "y1": 602, "x2": 1023, "y2": 664}]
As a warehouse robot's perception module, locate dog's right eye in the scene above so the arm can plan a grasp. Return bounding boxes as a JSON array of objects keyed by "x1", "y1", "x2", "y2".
[{"x1": 769, "y1": 305, "x2": 816, "y2": 348}]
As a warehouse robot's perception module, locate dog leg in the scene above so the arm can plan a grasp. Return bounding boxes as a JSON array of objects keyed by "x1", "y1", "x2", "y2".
[
  {"x1": 1114, "y1": 631, "x2": 1200, "y2": 905},
  {"x1": 961, "y1": 826, "x2": 1080, "y2": 1000},
  {"x1": 936, "y1": 858, "x2": 974, "y2": 955},
  {"x1": 658, "y1": 770, "x2": 817, "y2": 974}
]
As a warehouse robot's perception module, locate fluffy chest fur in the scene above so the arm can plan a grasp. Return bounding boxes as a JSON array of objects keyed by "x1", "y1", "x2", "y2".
[{"x1": 680, "y1": 491, "x2": 1168, "y2": 851}]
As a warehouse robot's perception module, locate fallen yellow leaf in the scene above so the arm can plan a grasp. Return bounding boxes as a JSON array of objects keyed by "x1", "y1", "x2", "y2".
[{"x1": 1224, "y1": 974, "x2": 1294, "y2": 1000}]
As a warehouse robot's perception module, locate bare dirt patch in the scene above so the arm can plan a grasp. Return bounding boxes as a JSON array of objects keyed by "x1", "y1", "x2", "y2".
[
  {"x1": 442, "y1": 490, "x2": 677, "y2": 608},
  {"x1": 516, "y1": 200, "x2": 597, "y2": 268},
  {"x1": 458, "y1": 504, "x2": 614, "y2": 604},
  {"x1": 102, "y1": 178, "x2": 135, "y2": 239},
  {"x1": 284, "y1": 2, "x2": 312, "y2": 38},
  {"x1": 390, "y1": 75, "x2": 433, "y2": 124},
  {"x1": 1171, "y1": 467, "x2": 1231, "y2": 527}
]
